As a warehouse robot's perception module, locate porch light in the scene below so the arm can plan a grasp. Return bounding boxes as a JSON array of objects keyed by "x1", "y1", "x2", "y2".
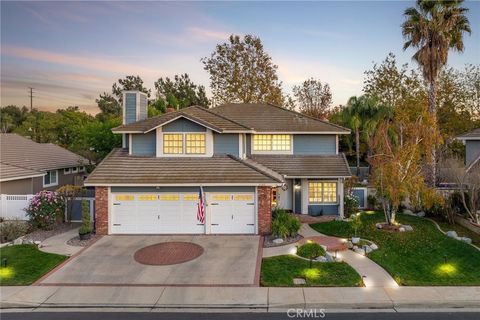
[{"x1": 294, "y1": 184, "x2": 301, "y2": 190}]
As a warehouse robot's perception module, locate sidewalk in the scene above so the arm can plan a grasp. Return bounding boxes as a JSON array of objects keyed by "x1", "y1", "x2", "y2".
[
  {"x1": 1, "y1": 285, "x2": 479, "y2": 310},
  {"x1": 39, "y1": 228, "x2": 82, "y2": 256}
]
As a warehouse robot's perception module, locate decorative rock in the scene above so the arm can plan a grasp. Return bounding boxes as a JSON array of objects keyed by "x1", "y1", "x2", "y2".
[
  {"x1": 13, "y1": 238, "x2": 23, "y2": 245},
  {"x1": 353, "y1": 245, "x2": 358, "y2": 250},
  {"x1": 293, "y1": 278, "x2": 306, "y2": 285},
  {"x1": 354, "y1": 248, "x2": 365, "y2": 255},
  {"x1": 403, "y1": 209, "x2": 414, "y2": 215},
  {"x1": 351, "y1": 237, "x2": 360, "y2": 244},
  {"x1": 401, "y1": 225, "x2": 413, "y2": 231},
  {"x1": 416, "y1": 211, "x2": 425, "y2": 218},
  {"x1": 460, "y1": 237, "x2": 472, "y2": 244},
  {"x1": 34, "y1": 241, "x2": 41, "y2": 246},
  {"x1": 316, "y1": 256, "x2": 327, "y2": 262},
  {"x1": 399, "y1": 227, "x2": 406, "y2": 232},
  {"x1": 363, "y1": 246, "x2": 373, "y2": 254},
  {"x1": 375, "y1": 223, "x2": 383, "y2": 229},
  {"x1": 272, "y1": 238, "x2": 284, "y2": 244},
  {"x1": 346, "y1": 241, "x2": 354, "y2": 249},
  {"x1": 325, "y1": 253, "x2": 334, "y2": 262},
  {"x1": 370, "y1": 243, "x2": 379, "y2": 250},
  {"x1": 446, "y1": 231, "x2": 458, "y2": 238}
]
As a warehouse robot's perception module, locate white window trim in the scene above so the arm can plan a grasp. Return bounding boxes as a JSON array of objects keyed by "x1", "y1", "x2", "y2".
[
  {"x1": 307, "y1": 180, "x2": 338, "y2": 205},
  {"x1": 64, "y1": 168, "x2": 71, "y2": 174},
  {"x1": 72, "y1": 167, "x2": 78, "y2": 173},
  {"x1": 251, "y1": 134, "x2": 293, "y2": 155},
  {"x1": 43, "y1": 170, "x2": 59, "y2": 188},
  {"x1": 157, "y1": 129, "x2": 213, "y2": 158},
  {"x1": 79, "y1": 166, "x2": 86, "y2": 173}
]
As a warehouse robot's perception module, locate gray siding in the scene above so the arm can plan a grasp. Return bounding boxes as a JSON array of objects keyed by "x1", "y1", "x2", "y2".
[
  {"x1": 466, "y1": 140, "x2": 480, "y2": 165},
  {"x1": 131, "y1": 131, "x2": 156, "y2": 156},
  {"x1": 246, "y1": 134, "x2": 252, "y2": 156},
  {"x1": 0, "y1": 178, "x2": 34, "y2": 194},
  {"x1": 125, "y1": 93, "x2": 137, "y2": 124},
  {"x1": 293, "y1": 135, "x2": 336, "y2": 155},
  {"x1": 308, "y1": 204, "x2": 339, "y2": 215},
  {"x1": 214, "y1": 133, "x2": 239, "y2": 156},
  {"x1": 163, "y1": 118, "x2": 206, "y2": 132},
  {"x1": 139, "y1": 94, "x2": 147, "y2": 121},
  {"x1": 111, "y1": 186, "x2": 255, "y2": 193}
]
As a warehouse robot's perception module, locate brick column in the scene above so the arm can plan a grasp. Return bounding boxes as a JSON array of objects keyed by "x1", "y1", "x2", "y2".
[
  {"x1": 95, "y1": 187, "x2": 109, "y2": 235},
  {"x1": 257, "y1": 186, "x2": 272, "y2": 235}
]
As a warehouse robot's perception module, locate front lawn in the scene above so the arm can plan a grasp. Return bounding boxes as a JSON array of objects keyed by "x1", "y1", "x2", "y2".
[
  {"x1": 261, "y1": 255, "x2": 362, "y2": 287},
  {"x1": 430, "y1": 217, "x2": 480, "y2": 247},
  {"x1": 310, "y1": 212, "x2": 480, "y2": 286},
  {"x1": 0, "y1": 244, "x2": 67, "y2": 285}
]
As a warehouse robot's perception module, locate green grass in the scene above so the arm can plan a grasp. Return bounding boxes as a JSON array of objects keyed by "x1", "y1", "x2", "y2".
[
  {"x1": 0, "y1": 244, "x2": 67, "y2": 285},
  {"x1": 310, "y1": 212, "x2": 480, "y2": 286},
  {"x1": 430, "y1": 218, "x2": 480, "y2": 247},
  {"x1": 261, "y1": 255, "x2": 362, "y2": 287}
]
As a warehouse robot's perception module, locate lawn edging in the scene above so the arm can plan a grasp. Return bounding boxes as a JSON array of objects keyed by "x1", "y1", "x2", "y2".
[{"x1": 425, "y1": 217, "x2": 480, "y2": 252}]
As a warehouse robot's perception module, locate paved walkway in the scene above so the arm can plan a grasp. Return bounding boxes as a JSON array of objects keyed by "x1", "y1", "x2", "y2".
[
  {"x1": 39, "y1": 228, "x2": 83, "y2": 256},
  {"x1": 1, "y1": 285, "x2": 479, "y2": 310},
  {"x1": 264, "y1": 223, "x2": 398, "y2": 288}
]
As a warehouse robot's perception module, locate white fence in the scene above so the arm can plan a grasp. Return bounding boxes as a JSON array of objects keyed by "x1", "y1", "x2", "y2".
[
  {"x1": 0, "y1": 194, "x2": 33, "y2": 220},
  {"x1": 0, "y1": 194, "x2": 95, "y2": 221}
]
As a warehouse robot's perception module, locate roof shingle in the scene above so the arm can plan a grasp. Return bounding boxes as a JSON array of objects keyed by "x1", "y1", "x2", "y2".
[
  {"x1": 249, "y1": 154, "x2": 352, "y2": 178},
  {"x1": 457, "y1": 128, "x2": 480, "y2": 140},
  {"x1": 0, "y1": 134, "x2": 88, "y2": 173},
  {"x1": 84, "y1": 149, "x2": 282, "y2": 186}
]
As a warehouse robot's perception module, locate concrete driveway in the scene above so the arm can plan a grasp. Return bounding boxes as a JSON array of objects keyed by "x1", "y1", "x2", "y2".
[{"x1": 40, "y1": 235, "x2": 261, "y2": 286}]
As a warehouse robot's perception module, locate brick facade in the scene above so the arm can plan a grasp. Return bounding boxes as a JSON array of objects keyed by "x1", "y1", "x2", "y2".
[
  {"x1": 95, "y1": 186, "x2": 109, "y2": 235},
  {"x1": 257, "y1": 186, "x2": 272, "y2": 235}
]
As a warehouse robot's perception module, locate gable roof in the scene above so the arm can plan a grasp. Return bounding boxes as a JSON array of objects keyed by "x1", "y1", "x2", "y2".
[
  {"x1": 210, "y1": 103, "x2": 350, "y2": 133},
  {"x1": 0, "y1": 134, "x2": 88, "y2": 174},
  {"x1": 84, "y1": 149, "x2": 282, "y2": 186},
  {"x1": 457, "y1": 128, "x2": 480, "y2": 140},
  {"x1": 112, "y1": 106, "x2": 252, "y2": 133}
]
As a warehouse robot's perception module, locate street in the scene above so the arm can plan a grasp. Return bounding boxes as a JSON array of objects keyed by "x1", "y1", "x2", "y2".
[{"x1": 1, "y1": 312, "x2": 480, "y2": 320}]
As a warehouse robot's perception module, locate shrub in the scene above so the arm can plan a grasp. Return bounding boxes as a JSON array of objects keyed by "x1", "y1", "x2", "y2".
[
  {"x1": 272, "y1": 211, "x2": 301, "y2": 239},
  {"x1": 344, "y1": 193, "x2": 359, "y2": 218},
  {"x1": 296, "y1": 242, "x2": 325, "y2": 259},
  {"x1": 25, "y1": 191, "x2": 64, "y2": 230},
  {"x1": 79, "y1": 200, "x2": 92, "y2": 235},
  {"x1": 0, "y1": 219, "x2": 29, "y2": 242},
  {"x1": 272, "y1": 207, "x2": 287, "y2": 220},
  {"x1": 367, "y1": 194, "x2": 377, "y2": 210}
]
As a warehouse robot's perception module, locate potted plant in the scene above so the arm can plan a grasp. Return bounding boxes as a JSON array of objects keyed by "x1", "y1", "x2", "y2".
[{"x1": 78, "y1": 200, "x2": 92, "y2": 240}]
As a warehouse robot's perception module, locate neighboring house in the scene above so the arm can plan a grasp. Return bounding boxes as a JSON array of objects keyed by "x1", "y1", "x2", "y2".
[
  {"x1": 0, "y1": 133, "x2": 88, "y2": 194},
  {"x1": 85, "y1": 91, "x2": 351, "y2": 235},
  {"x1": 456, "y1": 128, "x2": 480, "y2": 171}
]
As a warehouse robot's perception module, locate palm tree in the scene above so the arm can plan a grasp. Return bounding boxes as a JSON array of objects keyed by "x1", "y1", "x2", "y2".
[
  {"x1": 402, "y1": 0, "x2": 471, "y2": 185},
  {"x1": 342, "y1": 96, "x2": 390, "y2": 177}
]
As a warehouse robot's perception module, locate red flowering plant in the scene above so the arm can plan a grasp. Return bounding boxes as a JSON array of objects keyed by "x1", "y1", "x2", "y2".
[{"x1": 25, "y1": 191, "x2": 64, "y2": 230}]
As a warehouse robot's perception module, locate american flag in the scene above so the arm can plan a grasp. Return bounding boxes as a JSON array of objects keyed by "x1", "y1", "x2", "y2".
[{"x1": 197, "y1": 187, "x2": 205, "y2": 224}]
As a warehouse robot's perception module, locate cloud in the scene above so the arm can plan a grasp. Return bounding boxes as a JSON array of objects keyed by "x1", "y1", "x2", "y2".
[
  {"x1": 187, "y1": 27, "x2": 230, "y2": 41},
  {"x1": 1, "y1": 45, "x2": 164, "y2": 76}
]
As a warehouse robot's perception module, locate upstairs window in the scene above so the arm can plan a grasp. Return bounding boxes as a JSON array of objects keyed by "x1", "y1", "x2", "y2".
[
  {"x1": 43, "y1": 170, "x2": 58, "y2": 187},
  {"x1": 163, "y1": 134, "x2": 184, "y2": 154},
  {"x1": 163, "y1": 133, "x2": 206, "y2": 154},
  {"x1": 253, "y1": 134, "x2": 291, "y2": 151},
  {"x1": 186, "y1": 134, "x2": 206, "y2": 154}
]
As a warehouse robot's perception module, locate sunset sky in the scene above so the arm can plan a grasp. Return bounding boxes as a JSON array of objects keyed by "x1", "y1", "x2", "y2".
[{"x1": 1, "y1": 1, "x2": 479, "y2": 114}]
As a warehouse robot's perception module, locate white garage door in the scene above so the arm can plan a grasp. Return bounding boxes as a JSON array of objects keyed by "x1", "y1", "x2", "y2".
[
  {"x1": 111, "y1": 193, "x2": 205, "y2": 234},
  {"x1": 208, "y1": 193, "x2": 256, "y2": 234}
]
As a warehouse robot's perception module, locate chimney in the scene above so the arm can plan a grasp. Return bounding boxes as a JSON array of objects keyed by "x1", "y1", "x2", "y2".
[{"x1": 122, "y1": 91, "x2": 148, "y2": 125}]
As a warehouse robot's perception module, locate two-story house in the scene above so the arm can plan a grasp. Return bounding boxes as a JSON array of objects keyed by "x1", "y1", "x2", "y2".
[
  {"x1": 456, "y1": 128, "x2": 480, "y2": 171},
  {"x1": 85, "y1": 91, "x2": 351, "y2": 235}
]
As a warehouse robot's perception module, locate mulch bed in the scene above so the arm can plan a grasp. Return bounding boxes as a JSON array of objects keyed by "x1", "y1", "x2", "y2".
[
  {"x1": 264, "y1": 234, "x2": 303, "y2": 248},
  {"x1": 67, "y1": 234, "x2": 101, "y2": 247},
  {"x1": 23, "y1": 222, "x2": 80, "y2": 243},
  {"x1": 134, "y1": 242, "x2": 204, "y2": 266},
  {"x1": 292, "y1": 214, "x2": 337, "y2": 224}
]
